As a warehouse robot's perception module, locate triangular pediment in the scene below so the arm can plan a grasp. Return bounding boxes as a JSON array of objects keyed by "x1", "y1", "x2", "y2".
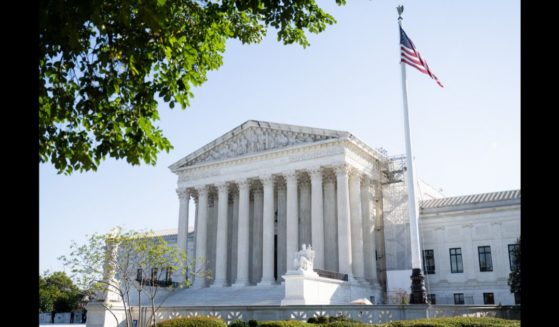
[{"x1": 170, "y1": 120, "x2": 349, "y2": 170}]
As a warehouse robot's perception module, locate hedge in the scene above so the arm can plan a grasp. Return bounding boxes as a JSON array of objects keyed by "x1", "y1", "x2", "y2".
[
  {"x1": 379, "y1": 317, "x2": 520, "y2": 327},
  {"x1": 324, "y1": 321, "x2": 371, "y2": 327},
  {"x1": 258, "y1": 320, "x2": 312, "y2": 327},
  {"x1": 307, "y1": 316, "x2": 360, "y2": 325},
  {"x1": 156, "y1": 317, "x2": 228, "y2": 327}
]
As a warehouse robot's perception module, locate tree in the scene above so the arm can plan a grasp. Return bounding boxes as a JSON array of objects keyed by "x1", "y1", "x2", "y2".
[
  {"x1": 508, "y1": 237, "x2": 520, "y2": 297},
  {"x1": 39, "y1": 273, "x2": 54, "y2": 313},
  {"x1": 39, "y1": 271, "x2": 84, "y2": 313},
  {"x1": 60, "y1": 228, "x2": 206, "y2": 327},
  {"x1": 40, "y1": 0, "x2": 347, "y2": 174}
]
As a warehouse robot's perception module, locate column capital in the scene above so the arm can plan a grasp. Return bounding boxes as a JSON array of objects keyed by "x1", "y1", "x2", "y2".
[
  {"x1": 349, "y1": 169, "x2": 363, "y2": 182},
  {"x1": 333, "y1": 164, "x2": 351, "y2": 176},
  {"x1": 237, "y1": 179, "x2": 250, "y2": 190},
  {"x1": 283, "y1": 171, "x2": 298, "y2": 184},
  {"x1": 215, "y1": 182, "x2": 229, "y2": 192},
  {"x1": 176, "y1": 188, "x2": 190, "y2": 200},
  {"x1": 260, "y1": 174, "x2": 275, "y2": 187},
  {"x1": 308, "y1": 168, "x2": 323, "y2": 181},
  {"x1": 195, "y1": 185, "x2": 209, "y2": 197}
]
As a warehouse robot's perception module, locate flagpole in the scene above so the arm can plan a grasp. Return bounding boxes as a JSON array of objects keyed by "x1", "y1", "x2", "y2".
[{"x1": 397, "y1": 5, "x2": 427, "y2": 304}]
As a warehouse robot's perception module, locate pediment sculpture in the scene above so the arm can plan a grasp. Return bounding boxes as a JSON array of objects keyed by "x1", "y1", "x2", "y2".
[{"x1": 185, "y1": 128, "x2": 335, "y2": 166}]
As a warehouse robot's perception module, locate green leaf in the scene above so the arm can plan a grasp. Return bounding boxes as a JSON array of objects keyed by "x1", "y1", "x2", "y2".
[{"x1": 39, "y1": 0, "x2": 345, "y2": 175}]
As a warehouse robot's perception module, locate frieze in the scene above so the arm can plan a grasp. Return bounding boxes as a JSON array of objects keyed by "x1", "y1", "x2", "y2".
[
  {"x1": 180, "y1": 169, "x2": 221, "y2": 181},
  {"x1": 289, "y1": 147, "x2": 344, "y2": 162}
]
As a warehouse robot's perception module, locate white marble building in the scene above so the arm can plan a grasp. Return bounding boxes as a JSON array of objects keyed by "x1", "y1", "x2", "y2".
[
  {"x1": 418, "y1": 191, "x2": 520, "y2": 305},
  {"x1": 153, "y1": 120, "x2": 519, "y2": 306},
  {"x1": 170, "y1": 120, "x2": 388, "y2": 292}
]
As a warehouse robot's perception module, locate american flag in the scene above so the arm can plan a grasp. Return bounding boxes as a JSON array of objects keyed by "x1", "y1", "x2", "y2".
[{"x1": 400, "y1": 26, "x2": 443, "y2": 88}]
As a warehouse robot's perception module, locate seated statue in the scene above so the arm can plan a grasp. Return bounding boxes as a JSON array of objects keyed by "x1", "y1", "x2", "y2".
[{"x1": 293, "y1": 244, "x2": 315, "y2": 272}]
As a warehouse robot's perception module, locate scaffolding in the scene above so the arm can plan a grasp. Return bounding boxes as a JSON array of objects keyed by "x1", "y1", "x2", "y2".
[{"x1": 381, "y1": 154, "x2": 406, "y2": 185}]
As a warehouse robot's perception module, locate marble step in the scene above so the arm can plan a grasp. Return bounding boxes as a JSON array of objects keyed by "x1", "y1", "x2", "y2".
[{"x1": 161, "y1": 284, "x2": 285, "y2": 307}]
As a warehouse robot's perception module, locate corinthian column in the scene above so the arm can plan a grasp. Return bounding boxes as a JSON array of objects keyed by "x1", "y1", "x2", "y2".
[
  {"x1": 192, "y1": 186, "x2": 209, "y2": 288},
  {"x1": 335, "y1": 165, "x2": 352, "y2": 277},
  {"x1": 232, "y1": 179, "x2": 250, "y2": 286},
  {"x1": 277, "y1": 183, "x2": 287, "y2": 278},
  {"x1": 176, "y1": 188, "x2": 190, "y2": 284},
  {"x1": 349, "y1": 171, "x2": 365, "y2": 279},
  {"x1": 212, "y1": 182, "x2": 229, "y2": 287},
  {"x1": 285, "y1": 172, "x2": 299, "y2": 271},
  {"x1": 309, "y1": 168, "x2": 324, "y2": 270},
  {"x1": 259, "y1": 175, "x2": 275, "y2": 285},
  {"x1": 361, "y1": 176, "x2": 378, "y2": 284},
  {"x1": 323, "y1": 174, "x2": 338, "y2": 272}
]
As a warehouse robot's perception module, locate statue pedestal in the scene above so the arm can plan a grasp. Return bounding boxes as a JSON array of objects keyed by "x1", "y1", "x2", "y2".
[
  {"x1": 281, "y1": 270, "x2": 341, "y2": 305},
  {"x1": 85, "y1": 302, "x2": 127, "y2": 327}
]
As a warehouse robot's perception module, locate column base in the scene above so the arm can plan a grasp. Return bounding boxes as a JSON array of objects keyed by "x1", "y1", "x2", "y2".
[
  {"x1": 209, "y1": 281, "x2": 227, "y2": 288},
  {"x1": 256, "y1": 280, "x2": 276, "y2": 286},
  {"x1": 231, "y1": 280, "x2": 250, "y2": 287}
]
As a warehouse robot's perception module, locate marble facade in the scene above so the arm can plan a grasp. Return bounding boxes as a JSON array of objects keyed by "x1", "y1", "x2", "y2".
[
  {"x1": 170, "y1": 120, "x2": 384, "y2": 290},
  {"x1": 167, "y1": 120, "x2": 520, "y2": 305}
]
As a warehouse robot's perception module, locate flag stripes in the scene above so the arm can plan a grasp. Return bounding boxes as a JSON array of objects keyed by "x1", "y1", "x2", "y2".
[{"x1": 400, "y1": 26, "x2": 443, "y2": 88}]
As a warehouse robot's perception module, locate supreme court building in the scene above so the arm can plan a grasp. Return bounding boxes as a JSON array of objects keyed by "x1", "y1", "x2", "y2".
[{"x1": 163, "y1": 120, "x2": 520, "y2": 306}]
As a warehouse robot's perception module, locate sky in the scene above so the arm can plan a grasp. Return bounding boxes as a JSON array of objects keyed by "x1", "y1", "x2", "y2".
[{"x1": 39, "y1": 0, "x2": 520, "y2": 275}]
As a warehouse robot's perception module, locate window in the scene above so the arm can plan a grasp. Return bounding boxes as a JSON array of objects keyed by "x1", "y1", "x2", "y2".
[
  {"x1": 454, "y1": 293, "x2": 464, "y2": 305},
  {"x1": 423, "y1": 249, "x2": 436, "y2": 274},
  {"x1": 483, "y1": 292, "x2": 495, "y2": 304},
  {"x1": 136, "y1": 268, "x2": 143, "y2": 281},
  {"x1": 478, "y1": 246, "x2": 493, "y2": 272},
  {"x1": 449, "y1": 248, "x2": 463, "y2": 273},
  {"x1": 427, "y1": 294, "x2": 436, "y2": 304},
  {"x1": 151, "y1": 268, "x2": 158, "y2": 281},
  {"x1": 165, "y1": 267, "x2": 173, "y2": 283},
  {"x1": 508, "y1": 244, "x2": 520, "y2": 271}
]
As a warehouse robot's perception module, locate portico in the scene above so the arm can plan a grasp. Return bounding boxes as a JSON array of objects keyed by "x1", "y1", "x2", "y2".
[{"x1": 170, "y1": 120, "x2": 384, "y2": 289}]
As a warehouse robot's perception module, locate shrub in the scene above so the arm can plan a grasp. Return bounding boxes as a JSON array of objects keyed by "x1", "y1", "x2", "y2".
[
  {"x1": 308, "y1": 316, "x2": 330, "y2": 324},
  {"x1": 258, "y1": 320, "x2": 311, "y2": 327},
  {"x1": 307, "y1": 315, "x2": 360, "y2": 326},
  {"x1": 231, "y1": 320, "x2": 249, "y2": 327},
  {"x1": 156, "y1": 317, "x2": 227, "y2": 327},
  {"x1": 317, "y1": 317, "x2": 329, "y2": 324},
  {"x1": 327, "y1": 316, "x2": 359, "y2": 323},
  {"x1": 249, "y1": 320, "x2": 259, "y2": 327},
  {"x1": 381, "y1": 317, "x2": 520, "y2": 327},
  {"x1": 323, "y1": 321, "x2": 369, "y2": 327}
]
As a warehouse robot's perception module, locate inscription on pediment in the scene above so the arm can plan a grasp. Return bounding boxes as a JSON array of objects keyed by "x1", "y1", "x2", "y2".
[{"x1": 185, "y1": 128, "x2": 336, "y2": 166}]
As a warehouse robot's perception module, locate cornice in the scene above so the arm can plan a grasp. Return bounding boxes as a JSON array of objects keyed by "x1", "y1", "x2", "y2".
[{"x1": 175, "y1": 137, "x2": 389, "y2": 185}]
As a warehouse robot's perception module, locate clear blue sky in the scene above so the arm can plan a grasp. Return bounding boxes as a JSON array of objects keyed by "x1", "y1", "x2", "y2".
[{"x1": 40, "y1": 0, "x2": 520, "y2": 274}]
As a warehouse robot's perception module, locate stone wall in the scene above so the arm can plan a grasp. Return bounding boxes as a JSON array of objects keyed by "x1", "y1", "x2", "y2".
[
  {"x1": 39, "y1": 311, "x2": 86, "y2": 324},
  {"x1": 127, "y1": 305, "x2": 519, "y2": 325}
]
